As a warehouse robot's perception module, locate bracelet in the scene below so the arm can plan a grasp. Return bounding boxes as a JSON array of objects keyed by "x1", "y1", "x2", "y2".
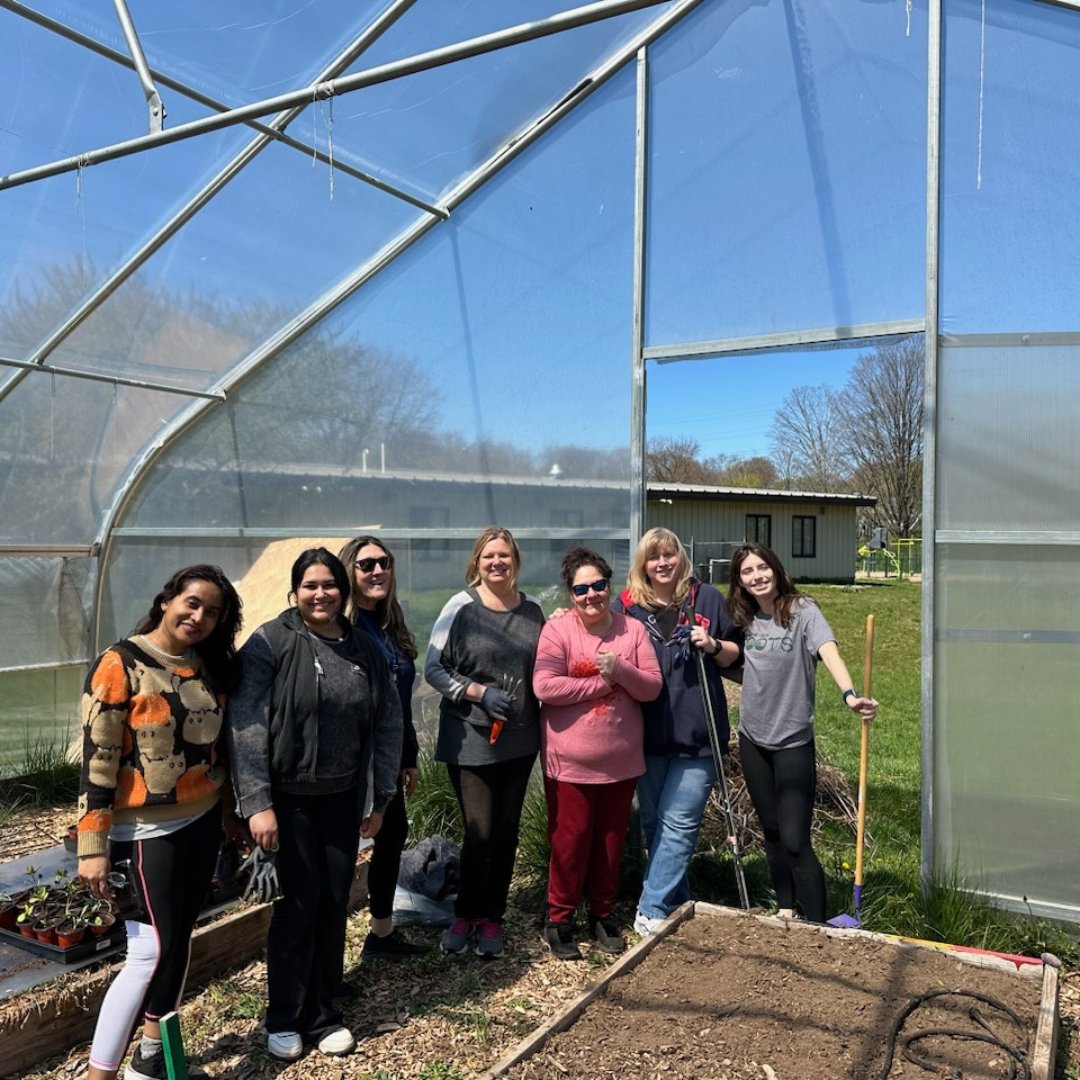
[{"x1": 842, "y1": 688, "x2": 857, "y2": 703}]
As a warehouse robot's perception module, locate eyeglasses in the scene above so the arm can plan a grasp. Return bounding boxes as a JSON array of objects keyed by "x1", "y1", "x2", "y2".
[
  {"x1": 570, "y1": 579, "x2": 610, "y2": 597},
  {"x1": 354, "y1": 556, "x2": 390, "y2": 573}
]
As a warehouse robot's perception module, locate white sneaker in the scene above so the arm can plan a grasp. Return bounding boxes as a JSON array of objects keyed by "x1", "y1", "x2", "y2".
[
  {"x1": 316, "y1": 1027, "x2": 356, "y2": 1056},
  {"x1": 267, "y1": 1031, "x2": 303, "y2": 1061},
  {"x1": 633, "y1": 911, "x2": 665, "y2": 936}
]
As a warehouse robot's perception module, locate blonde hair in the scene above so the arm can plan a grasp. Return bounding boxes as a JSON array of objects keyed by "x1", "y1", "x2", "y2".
[
  {"x1": 465, "y1": 526, "x2": 521, "y2": 594},
  {"x1": 625, "y1": 527, "x2": 693, "y2": 610}
]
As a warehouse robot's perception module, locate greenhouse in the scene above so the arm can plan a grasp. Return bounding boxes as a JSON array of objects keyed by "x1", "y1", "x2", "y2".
[{"x1": 1, "y1": 0, "x2": 1078, "y2": 938}]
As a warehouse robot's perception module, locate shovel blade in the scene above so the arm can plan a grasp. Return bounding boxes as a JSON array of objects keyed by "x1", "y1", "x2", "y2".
[{"x1": 827, "y1": 912, "x2": 861, "y2": 928}]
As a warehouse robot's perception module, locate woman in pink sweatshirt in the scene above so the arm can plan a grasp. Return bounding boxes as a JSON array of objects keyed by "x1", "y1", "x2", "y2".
[{"x1": 533, "y1": 547, "x2": 662, "y2": 960}]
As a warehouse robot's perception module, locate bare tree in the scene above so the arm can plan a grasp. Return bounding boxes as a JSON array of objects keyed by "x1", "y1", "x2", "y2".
[
  {"x1": 708, "y1": 454, "x2": 779, "y2": 489},
  {"x1": 768, "y1": 384, "x2": 847, "y2": 491},
  {"x1": 647, "y1": 436, "x2": 713, "y2": 484},
  {"x1": 836, "y1": 337, "x2": 924, "y2": 538}
]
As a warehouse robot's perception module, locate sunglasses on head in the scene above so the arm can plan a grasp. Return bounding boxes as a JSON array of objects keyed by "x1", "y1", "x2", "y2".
[
  {"x1": 355, "y1": 556, "x2": 390, "y2": 573},
  {"x1": 570, "y1": 579, "x2": 610, "y2": 597}
]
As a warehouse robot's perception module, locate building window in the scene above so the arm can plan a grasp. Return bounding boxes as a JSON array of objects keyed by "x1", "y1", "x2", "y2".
[
  {"x1": 792, "y1": 515, "x2": 817, "y2": 558},
  {"x1": 746, "y1": 514, "x2": 771, "y2": 547}
]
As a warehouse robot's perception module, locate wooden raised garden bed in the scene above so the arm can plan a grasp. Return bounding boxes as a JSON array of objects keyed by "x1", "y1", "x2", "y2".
[
  {"x1": 482, "y1": 902, "x2": 1060, "y2": 1080},
  {"x1": 0, "y1": 863, "x2": 368, "y2": 1077}
]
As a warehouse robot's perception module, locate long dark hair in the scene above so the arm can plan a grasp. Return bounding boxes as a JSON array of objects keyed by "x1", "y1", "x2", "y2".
[
  {"x1": 134, "y1": 564, "x2": 243, "y2": 691},
  {"x1": 726, "y1": 543, "x2": 811, "y2": 630},
  {"x1": 338, "y1": 535, "x2": 417, "y2": 659}
]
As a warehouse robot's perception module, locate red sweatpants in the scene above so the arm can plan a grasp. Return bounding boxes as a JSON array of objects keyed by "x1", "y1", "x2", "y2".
[{"x1": 544, "y1": 775, "x2": 637, "y2": 924}]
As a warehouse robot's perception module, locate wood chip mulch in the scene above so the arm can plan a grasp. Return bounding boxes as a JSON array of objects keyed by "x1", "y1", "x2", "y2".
[{"x1": 3, "y1": 804, "x2": 1078, "y2": 1080}]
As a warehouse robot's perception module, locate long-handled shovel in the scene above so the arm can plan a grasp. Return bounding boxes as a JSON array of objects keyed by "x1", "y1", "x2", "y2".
[
  {"x1": 828, "y1": 613, "x2": 875, "y2": 929},
  {"x1": 689, "y1": 603, "x2": 751, "y2": 910}
]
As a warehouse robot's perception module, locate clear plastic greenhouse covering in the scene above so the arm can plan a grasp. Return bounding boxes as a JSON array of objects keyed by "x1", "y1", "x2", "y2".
[{"x1": 0, "y1": 0, "x2": 1078, "y2": 921}]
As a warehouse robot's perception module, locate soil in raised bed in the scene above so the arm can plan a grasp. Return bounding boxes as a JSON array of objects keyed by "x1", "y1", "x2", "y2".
[{"x1": 505, "y1": 915, "x2": 1043, "y2": 1080}]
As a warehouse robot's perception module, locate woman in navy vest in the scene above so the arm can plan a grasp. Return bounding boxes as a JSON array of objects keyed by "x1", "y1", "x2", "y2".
[
  {"x1": 339, "y1": 535, "x2": 428, "y2": 960},
  {"x1": 613, "y1": 528, "x2": 741, "y2": 935}
]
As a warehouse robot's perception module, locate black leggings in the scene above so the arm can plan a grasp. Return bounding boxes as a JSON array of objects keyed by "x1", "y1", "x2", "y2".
[
  {"x1": 738, "y1": 732, "x2": 826, "y2": 922},
  {"x1": 89, "y1": 808, "x2": 221, "y2": 1071},
  {"x1": 112, "y1": 806, "x2": 221, "y2": 1018},
  {"x1": 446, "y1": 755, "x2": 536, "y2": 923},
  {"x1": 367, "y1": 781, "x2": 408, "y2": 920}
]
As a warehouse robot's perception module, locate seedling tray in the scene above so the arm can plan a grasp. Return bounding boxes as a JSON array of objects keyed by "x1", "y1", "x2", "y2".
[{"x1": 0, "y1": 924, "x2": 126, "y2": 964}]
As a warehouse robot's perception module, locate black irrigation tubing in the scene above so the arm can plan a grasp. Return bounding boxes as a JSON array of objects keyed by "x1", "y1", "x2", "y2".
[{"x1": 877, "y1": 988, "x2": 1031, "y2": 1080}]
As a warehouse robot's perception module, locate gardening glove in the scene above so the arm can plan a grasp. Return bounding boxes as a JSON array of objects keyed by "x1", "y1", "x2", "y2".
[
  {"x1": 483, "y1": 676, "x2": 522, "y2": 744},
  {"x1": 479, "y1": 686, "x2": 513, "y2": 722},
  {"x1": 668, "y1": 623, "x2": 693, "y2": 665},
  {"x1": 239, "y1": 845, "x2": 283, "y2": 904}
]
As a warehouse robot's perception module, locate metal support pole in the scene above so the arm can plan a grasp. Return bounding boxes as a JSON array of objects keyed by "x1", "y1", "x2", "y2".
[
  {"x1": 0, "y1": 354, "x2": 226, "y2": 400},
  {"x1": 630, "y1": 48, "x2": 649, "y2": 548},
  {"x1": 920, "y1": 0, "x2": 943, "y2": 891},
  {"x1": 112, "y1": 0, "x2": 164, "y2": 132}
]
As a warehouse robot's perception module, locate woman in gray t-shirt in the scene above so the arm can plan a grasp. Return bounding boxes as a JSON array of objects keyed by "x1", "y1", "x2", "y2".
[{"x1": 727, "y1": 543, "x2": 877, "y2": 922}]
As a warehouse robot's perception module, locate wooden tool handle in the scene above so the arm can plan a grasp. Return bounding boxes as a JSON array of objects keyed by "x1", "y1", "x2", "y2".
[{"x1": 853, "y1": 614, "x2": 874, "y2": 888}]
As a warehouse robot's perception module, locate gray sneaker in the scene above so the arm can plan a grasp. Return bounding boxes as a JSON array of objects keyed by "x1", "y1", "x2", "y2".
[
  {"x1": 440, "y1": 917, "x2": 474, "y2": 954},
  {"x1": 474, "y1": 919, "x2": 503, "y2": 958}
]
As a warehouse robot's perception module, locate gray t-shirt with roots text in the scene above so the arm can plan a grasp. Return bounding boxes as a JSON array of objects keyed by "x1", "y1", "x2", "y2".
[{"x1": 738, "y1": 598, "x2": 835, "y2": 750}]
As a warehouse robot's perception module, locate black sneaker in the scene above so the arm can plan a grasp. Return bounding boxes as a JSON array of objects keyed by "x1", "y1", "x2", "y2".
[
  {"x1": 124, "y1": 1045, "x2": 211, "y2": 1080},
  {"x1": 361, "y1": 928, "x2": 431, "y2": 960},
  {"x1": 544, "y1": 921, "x2": 582, "y2": 961},
  {"x1": 590, "y1": 916, "x2": 626, "y2": 955}
]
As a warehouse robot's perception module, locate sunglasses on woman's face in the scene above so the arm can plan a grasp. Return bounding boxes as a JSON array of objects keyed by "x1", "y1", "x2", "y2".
[
  {"x1": 571, "y1": 579, "x2": 610, "y2": 597},
  {"x1": 355, "y1": 556, "x2": 390, "y2": 573}
]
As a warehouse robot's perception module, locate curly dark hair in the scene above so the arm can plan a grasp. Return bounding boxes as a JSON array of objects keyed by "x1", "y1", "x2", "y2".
[
  {"x1": 560, "y1": 547, "x2": 613, "y2": 591},
  {"x1": 134, "y1": 564, "x2": 243, "y2": 691}
]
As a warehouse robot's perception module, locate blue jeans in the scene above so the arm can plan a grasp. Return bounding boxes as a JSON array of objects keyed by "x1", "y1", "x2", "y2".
[{"x1": 636, "y1": 754, "x2": 717, "y2": 919}]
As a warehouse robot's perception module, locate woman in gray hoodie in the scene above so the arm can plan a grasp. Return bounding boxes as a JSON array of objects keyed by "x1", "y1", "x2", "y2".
[{"x1": 227, "y1": 548, "x2": 402, "y2": 1063}]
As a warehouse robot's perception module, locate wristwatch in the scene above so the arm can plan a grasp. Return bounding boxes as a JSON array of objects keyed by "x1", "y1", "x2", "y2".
[{"x1": 842, "y1": 688, "x2": 857, "y2": 704}]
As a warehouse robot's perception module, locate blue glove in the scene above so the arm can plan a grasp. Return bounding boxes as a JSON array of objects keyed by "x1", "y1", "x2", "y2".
[
  {"x1": 480, "y1": 686, "x2": 513, "y2": 721},
  {"x1": 668, "y1": 623, "x2": 693, "y2": 666}
]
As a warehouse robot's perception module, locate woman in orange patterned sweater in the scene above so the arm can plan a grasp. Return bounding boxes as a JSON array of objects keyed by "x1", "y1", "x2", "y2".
[{"x1": 78, "y1": 565, "x2": 242, "y2": 1080}]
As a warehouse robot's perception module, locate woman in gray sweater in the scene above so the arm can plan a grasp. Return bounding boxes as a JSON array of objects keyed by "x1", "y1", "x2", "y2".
[{"x1": 424, "y1": 526, "x2": 544, "y2": 959}]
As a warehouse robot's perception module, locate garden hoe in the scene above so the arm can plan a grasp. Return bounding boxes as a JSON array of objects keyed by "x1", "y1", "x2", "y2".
[
  {"x1": 828, "y1": 613, "x2": 875, "y2": 929},
  {"x1": 689, "y1": 601, "x2": 751, "y2": 910}
]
